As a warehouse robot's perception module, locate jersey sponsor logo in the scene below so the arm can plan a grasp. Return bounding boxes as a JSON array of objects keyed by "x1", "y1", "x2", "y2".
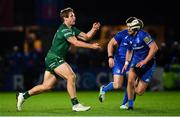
[
  {"x1": 49, "y1": 62, "x2": 56, "y2": 68},
  {"x1": 144, "y1": 37, "x2": 151, "y2": 44},
  {"x1": 64, "y1": 32, "x2": 73, "y2": 37},
  {"x1": 133, "y1": 45, "x2": 144, "y2": 50}
]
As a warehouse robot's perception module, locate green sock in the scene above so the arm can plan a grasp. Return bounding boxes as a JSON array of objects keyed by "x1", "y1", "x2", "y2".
[
  {"x1": 71, "y1": 97, "x2": 79, "y2": 106},
  {"x1": 23, "y1": 91, "x2": 30, "y2": 99}
]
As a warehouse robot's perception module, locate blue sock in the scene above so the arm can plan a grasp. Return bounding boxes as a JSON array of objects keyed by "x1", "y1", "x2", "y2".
[
  {"x1": 122, "y1": 91, "x2": 128, "y2": 105},
  {"x1": 102, "y1": 82, "x2": 114, "y2": 92},
  {"x1": 128, "y1": 100, "x2": 134, "y2": 107}
]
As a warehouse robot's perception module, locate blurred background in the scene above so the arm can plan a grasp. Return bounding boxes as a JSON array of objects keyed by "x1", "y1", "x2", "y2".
[{"x1": 0, "y1": 0, "x2": 179, "y2": 92}]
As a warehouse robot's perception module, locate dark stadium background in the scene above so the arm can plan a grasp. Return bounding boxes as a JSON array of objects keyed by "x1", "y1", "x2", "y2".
[{"x1": 0, "y1": 0, "x2": 179, "y2": 91}]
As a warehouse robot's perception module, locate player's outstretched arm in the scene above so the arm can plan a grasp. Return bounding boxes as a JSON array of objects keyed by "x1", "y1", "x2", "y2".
[
  {"x1": 67, "y1": 36, "x2": 101, "y2": 50},
  {"x1": 77, "y1": 22, "x2": 100, "y2": 41}
]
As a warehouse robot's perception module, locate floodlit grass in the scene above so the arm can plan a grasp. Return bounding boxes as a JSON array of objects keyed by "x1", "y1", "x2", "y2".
[{"x1": 0, "y1": 91, "x2": 180, "y2": 116}]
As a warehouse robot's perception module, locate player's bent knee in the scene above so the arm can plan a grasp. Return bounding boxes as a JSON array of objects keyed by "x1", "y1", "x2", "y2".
[
  {"x1": 135, "y1": 89, "x2": 144, "y2": 96},
  {"x1": 113, "y1": 83, "x2": 122, "y2": 89},
  {"x1": 70, "y1": 76, "x2": 76, "y2": 81},
  {"x1": 67, "y1": 74, "x2": 76, "y2": 82}
]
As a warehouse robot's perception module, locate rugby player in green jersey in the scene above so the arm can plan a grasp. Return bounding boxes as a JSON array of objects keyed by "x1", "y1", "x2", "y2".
[{"x1": 16, "y1": 7, "x2": 101, "y2": 112}]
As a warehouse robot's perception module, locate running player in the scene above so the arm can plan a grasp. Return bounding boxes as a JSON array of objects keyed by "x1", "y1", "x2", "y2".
[
  {"x1": 122, "y1": 17, "x2": 158, "y2": 110},
  {"x1": 16, "y1": 7, "x2": 101, "y2": 112}
]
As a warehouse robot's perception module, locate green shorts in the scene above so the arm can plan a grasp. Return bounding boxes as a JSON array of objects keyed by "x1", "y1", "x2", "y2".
[{"x1": 45, "y1": 53, "x2": 65, "y2": 75}]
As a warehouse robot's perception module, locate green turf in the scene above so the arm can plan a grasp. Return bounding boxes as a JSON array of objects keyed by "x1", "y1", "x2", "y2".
[{"x1": 0, "y1": 91, "x2": 180, "y2": 116}]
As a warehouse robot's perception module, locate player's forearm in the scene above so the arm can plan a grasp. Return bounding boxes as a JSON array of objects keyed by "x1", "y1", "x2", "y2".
[
  {"x1": 107, "y1": 42, "x2": 114, "y2": 57},
  {"x1": 143, "y1": 43, "x2": 158, "y2": 63},
  {"x1": 85, "y1": 22, "x2": 100, "y2": 40},
  {"x1": 125, "y1": 50, "x2": 132, "y2": 62},
  {"x1": 86, "y1": 29, "x2": 97, "y2": 40},
  {"x1": 77, "y1": 29, "x2": 97, "y2": 41},
  {"x1": 72, "y1": 40, "x2": 93, "y2": 49}
]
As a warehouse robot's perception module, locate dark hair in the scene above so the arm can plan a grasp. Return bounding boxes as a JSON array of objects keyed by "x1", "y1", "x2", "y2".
[{"x1": 60, "y1": 7, "x2": 73, "y2": 21}]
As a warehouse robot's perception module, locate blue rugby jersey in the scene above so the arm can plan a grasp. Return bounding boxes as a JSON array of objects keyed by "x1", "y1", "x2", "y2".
[
  {"x1": 114, "y1": 30, "x2": 129, "y2": 60},
  {"x1": 126, "y1": 29, "x2": 154, "y2": 67}
]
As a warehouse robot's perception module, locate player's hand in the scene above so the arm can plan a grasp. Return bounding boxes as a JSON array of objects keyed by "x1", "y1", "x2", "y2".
[
  {"x1": 108, "y1": 58, "x2": 114, "y2": 68},
  {"x1": 92, "y1": 22, "x2": 100, "y2": 31},
  {"x1": 136, "y1": 60, "x2": 146, "y2": 68},
  {"x1": 121, "y1": 64, "x2": 128, "y2": 73},
  {"x1": 91, "y1": 43, "x2": 101, "y2": 50}
]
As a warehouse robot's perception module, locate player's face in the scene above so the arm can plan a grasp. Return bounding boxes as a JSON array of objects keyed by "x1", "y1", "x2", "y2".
[
  {"x1": 127, "y1": 26, "x2": 136, "y2": 35},
  {"x1": 65, "y1": 12, "x2": 76, "y2": 26}
]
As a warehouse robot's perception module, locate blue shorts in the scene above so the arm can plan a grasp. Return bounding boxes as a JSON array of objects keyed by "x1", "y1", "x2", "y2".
[
  {"x1": 133, "y1": 59, "x2": 156, "y2": 83},
  {"x1": 112, "y1": 57, "x2": 130, "y2": 76}
]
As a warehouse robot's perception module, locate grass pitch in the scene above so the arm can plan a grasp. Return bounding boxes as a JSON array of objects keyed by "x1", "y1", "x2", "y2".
[{"x1": 0, "y1": 91, "x2": 180, "y2": 116}]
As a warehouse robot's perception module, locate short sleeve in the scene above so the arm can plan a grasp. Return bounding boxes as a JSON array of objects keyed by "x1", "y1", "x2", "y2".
[
  {"x1": 143, "y1": 36, "x2": 154, "y2": 46},
  {"x1": 114, "y1": 32, "x2": 122, "y2": 44},
  {"x1": 73, "y1": 27, "x2": 81, "y2": 36}
]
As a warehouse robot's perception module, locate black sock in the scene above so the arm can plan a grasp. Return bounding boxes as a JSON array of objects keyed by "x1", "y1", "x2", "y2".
[
  {"x1": 23, "y1": 91, "x2": 30, "y2": 99},
  {"x1": 71, "y1": 97, "x2": 79, "y2": 106}
]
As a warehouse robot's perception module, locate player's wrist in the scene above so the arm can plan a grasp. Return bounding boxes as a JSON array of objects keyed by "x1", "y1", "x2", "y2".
[
  {"x1": 125, "y1": 60, "x2": 129, "y2": 65},
  {"x1": 92, "y1": 28, "x2": 98, "y2": 32},
  {"x1": 108, "y1": 56, "x2": 114, "y2": 59}
]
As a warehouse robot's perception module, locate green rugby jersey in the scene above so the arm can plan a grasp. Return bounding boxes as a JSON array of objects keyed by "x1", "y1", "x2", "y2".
[{"x1": 47, "y1": 23, "x2": 81, "y2": 59}]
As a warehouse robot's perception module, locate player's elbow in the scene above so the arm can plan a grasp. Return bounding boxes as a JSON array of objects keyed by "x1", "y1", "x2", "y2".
[
  {"x1": 84, "y1": 35, "x2": 91, "y2": 40},
  {"x1": 68, "y1": 36, "x2": 81, "y2": 47},
  {"x1": 153, "y1": 43, "x2": 158, "y2": 52}
]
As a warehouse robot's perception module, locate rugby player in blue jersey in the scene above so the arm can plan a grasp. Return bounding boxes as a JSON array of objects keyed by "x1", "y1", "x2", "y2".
[
  {"x1": 122, "y1": 17, "x2": 158, "y2": 110},
  {"x1": 98, "y1": 26, "x2": 132, "y2": 109}
]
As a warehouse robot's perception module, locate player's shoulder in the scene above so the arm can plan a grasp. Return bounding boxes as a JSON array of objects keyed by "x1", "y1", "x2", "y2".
[
  {"x1": 138, "y1": 29, "x2": 149, "y2": 36},
  {"x1": 138, "y1": 30, "x2": 151, "y2": 41},
  {"x1": 116, "y1": 29, "x2": 128, "y2": 36},
  {"x1": 119, "y1": 29, "x2": 128, "y2": 34},
  {"x1": 59, "y1": 24, "x2": 71, "y2": 33}
]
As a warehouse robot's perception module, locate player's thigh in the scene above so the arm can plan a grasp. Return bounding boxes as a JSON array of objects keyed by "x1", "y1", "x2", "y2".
[
  {"x1": 42, "y1": 71, "x2": 57, "y2": 88},
  {"x1": 114, "y1": 75, "x2": 124, "y2": 86},
  {"x1": 54, "y1": 62, "x2": 76, "y2": 80},
  {"x1": 135, "y1": 80, "x2": 148, "y2": 94}
]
